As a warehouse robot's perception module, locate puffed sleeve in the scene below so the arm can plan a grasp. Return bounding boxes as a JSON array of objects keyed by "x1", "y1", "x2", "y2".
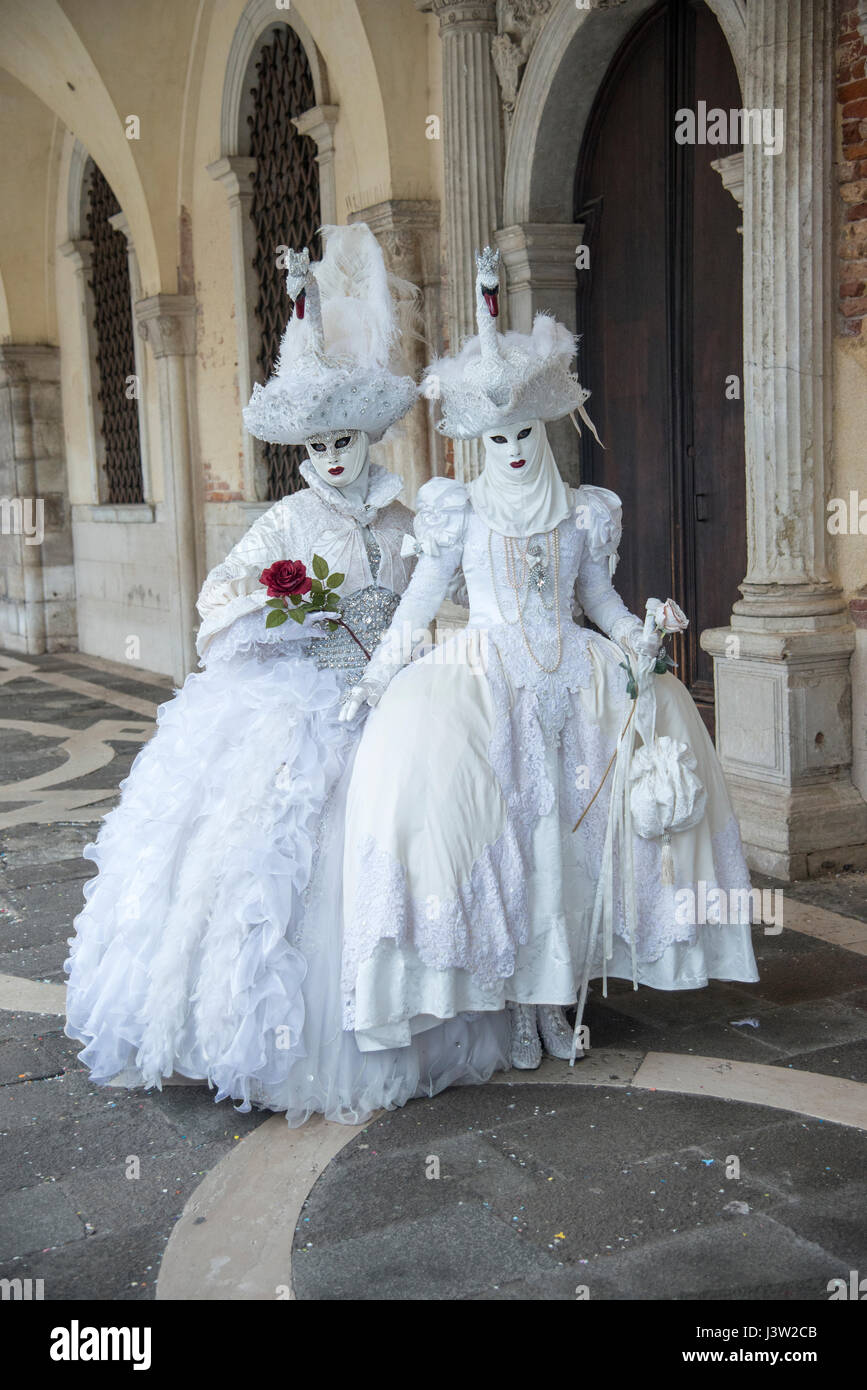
[
  {"x1": 361, "y1": 478, "x2": 470, "y2": 692},
  {"x1": 574, "y1": 484, "x2": 623, "y2": 577}
]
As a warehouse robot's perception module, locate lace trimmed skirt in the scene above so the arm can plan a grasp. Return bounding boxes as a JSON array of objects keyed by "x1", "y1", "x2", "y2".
[
  {"x1": 64, "y1": 639, "x2": 509, "y2": 1125},
  {"x1": 342, "y1": 625, "x2": 759, "y2": 1050}
]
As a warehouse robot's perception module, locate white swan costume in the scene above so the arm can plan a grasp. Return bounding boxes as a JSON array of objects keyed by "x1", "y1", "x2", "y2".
[
  {"x1": 64, "y1": 225, "x2": 510, "y2": 1123},
  {"x1": 340, "y1": 247, "x2": 758, "y2": 1065}
]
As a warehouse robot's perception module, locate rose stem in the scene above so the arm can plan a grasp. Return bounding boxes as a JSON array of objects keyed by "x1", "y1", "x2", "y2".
[{"x1": 331, "y1": 616, "x2": 371, "y2": 661}]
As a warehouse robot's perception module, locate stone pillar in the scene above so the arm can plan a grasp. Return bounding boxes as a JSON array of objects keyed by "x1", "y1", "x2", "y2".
[
  {"x1": 207, "y1": 156, "x2": 262, "y2": 500},
  {"x1": 851, "y1": 595, "x2": 867, "y2": 803},
  {"x1": 58, "y1": 237, "x2": 106, "y2": 498},
  {"x1": 0, "y1": 345, "x2": 76, "y2": 653},
  {"x1": 292, "y1": 106, "x2": 340, "y2": 225},
  {"x1": 134, "y1": 295, "x2": 200, "y2": 677},
  {"x1": 496, "y1": 221, "x2": 585, "y2": 484},
  {"x1": 701, "y1": 0, "x2": 867, "y2": 877},
  {"x1": 349, "y1": 199, "x2": 442, "y2": 500},
  {"x1": 422, "y1": 0, "x2": 504, "y2": 481}
]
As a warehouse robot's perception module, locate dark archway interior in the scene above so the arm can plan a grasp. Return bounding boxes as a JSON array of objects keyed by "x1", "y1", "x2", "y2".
[{"x1": 574, "y1": 0, "x2": 746, "y2": 733}]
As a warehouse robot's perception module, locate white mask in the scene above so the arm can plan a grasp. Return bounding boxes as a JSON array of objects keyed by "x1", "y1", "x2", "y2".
[
  {"x1": 304, "y1": 429, "x2": 369, "y2": 489},
  {"x1": 469, "y1": 418, "x2": 572, "y2": 538},
  {"x1": 482, "y1": 421, "x2": 544, "y2": 483}
]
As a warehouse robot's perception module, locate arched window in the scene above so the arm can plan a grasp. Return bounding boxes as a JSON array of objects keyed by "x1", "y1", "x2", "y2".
[
  {"x1": 248, "y1": 24, "x2": 321, "y2": 499},
  {"x1": 85, "y1": 160, "x2": 144, "y2": 504}
]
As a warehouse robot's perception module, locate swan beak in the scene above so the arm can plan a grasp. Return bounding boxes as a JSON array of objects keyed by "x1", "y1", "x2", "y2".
[
  {"x1": 293, "y1": 288, "x2": 307, "y2": 319},
  {"x1": 482, "y1": 287, "x2": 499, "y2": 318}
]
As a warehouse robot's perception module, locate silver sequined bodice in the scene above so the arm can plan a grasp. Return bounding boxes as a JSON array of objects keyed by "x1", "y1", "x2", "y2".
[{"x1": 311, "y1": 533, "x2": 399, "y2": 684}]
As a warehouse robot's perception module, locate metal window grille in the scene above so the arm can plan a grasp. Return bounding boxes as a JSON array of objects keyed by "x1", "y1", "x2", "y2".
[
  {"x1": 86, "y1": 162, "x2": 144, "y2": 505},
  {"x1": 248, "y1": 24, "x2": 321, "y2": 499}
]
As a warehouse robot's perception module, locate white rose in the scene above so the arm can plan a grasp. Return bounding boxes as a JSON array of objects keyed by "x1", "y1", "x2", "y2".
[{"x1": 659, "y1": 598, "x2": 689, "y2": 634}]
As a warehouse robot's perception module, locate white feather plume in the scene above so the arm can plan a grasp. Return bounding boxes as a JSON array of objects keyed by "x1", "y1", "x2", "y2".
[{"x1": 275, "y1": 224, "x2": 419, "y2": 377}]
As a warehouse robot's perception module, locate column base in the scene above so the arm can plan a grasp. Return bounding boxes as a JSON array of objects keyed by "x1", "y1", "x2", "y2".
[
  {"x1": 701, "y1": 622, "x2": 867, "y2": 881},
  {"x1": 718, "y1": 774, "x2": 867, "y2": 880}
]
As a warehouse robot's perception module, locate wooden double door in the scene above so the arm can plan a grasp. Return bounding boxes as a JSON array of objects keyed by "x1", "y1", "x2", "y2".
[{"x1": 574, "y1": 0, "x2": 746, "y2": 733}]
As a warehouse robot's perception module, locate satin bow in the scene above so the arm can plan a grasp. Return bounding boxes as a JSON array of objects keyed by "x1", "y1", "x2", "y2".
[{"x1": 400, "y1": 533, "x2": 440, "y2": 559}]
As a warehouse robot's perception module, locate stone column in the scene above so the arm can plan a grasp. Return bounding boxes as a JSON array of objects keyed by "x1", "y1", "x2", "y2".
[
  {"x1": 0, "y1": 345, "x2": 76, "y2": 653},
  {"x1": 134, "y1": 295, "x2": 200, "y2": 677},
  {"x1": 292, "y1": 105, "x2": 340, "y2": 225},
  {"x1": 349, "y1": 199, "x2": 442, "y2": 499},
  {"x1": 421, "y1": 0, "x2": 504, "y2": 481},
  {"x1": 701, "y1": 0, "x2": 867, "y2": 877},
  {"x1": 58, "y1": 238, "x2": 106, "y2": 498},
  {"x1": 207, "y1": 156, "x2": 262, "y2": 500}
]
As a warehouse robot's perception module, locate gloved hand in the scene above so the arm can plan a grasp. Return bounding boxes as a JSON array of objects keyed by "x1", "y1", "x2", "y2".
[
  {"x1": 615, "y1": 618, "x2": 661, "y2": 662},
  {"x1": 338, "y1": 676, "x2": 387, "y2": 722}
]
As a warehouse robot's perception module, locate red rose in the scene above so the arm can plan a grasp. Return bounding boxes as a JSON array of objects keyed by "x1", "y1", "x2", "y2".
[{"x1": 259, "y1": 560, "x2": 312, "y2": 598}]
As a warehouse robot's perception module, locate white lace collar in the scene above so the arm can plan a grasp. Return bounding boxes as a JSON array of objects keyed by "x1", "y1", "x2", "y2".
[{"x1": 299, "y1": 459, "x2": 404, "y2": 526}]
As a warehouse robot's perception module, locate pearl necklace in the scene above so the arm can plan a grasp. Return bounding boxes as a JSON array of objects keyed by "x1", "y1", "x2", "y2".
[{"x1": 488, "y1": 527, "x2": 563, "y2": 673}]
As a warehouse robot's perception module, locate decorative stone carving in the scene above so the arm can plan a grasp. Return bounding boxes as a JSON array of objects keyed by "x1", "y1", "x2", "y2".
[
  {"x1": 710, "y1": 150, "x2": 744, "y2": 233},
  {"x1": 491, "y1": 1, "x2": 552, "y2": 121}
]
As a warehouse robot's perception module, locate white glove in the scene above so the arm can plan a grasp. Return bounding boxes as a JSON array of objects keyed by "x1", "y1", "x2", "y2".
[
  {"x1": 338, "y1": 676, "x2": 387, "y2": 722},
  {"x1": 631, "y1": 627, "x2": 662, "y2": 660},
  {"x1": 612, "y1": 617, "x2": 661, "y2": 662}
]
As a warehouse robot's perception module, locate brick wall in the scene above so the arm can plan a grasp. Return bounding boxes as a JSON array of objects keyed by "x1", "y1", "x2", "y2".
[{"x1": 838, "y1": 1, "x2": 867, "y2": 336}]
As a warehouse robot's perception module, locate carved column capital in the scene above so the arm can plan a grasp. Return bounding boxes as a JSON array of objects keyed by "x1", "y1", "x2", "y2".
[
  {"x1": 417, "y1": 0, "x2": 498, "y2": 32},
  {"x1": 207, "y1": 155, "x2": 256, "y2": 208},
  {"x1": 135, "y1": 295, "x2": 197, "y2": 358}
]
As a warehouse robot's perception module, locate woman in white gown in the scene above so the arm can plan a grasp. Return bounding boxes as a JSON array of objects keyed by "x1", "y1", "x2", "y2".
[
  {"x1": 64, "y1": 225, "x2": 509, "y2": 1123},
  {"x1": 340, "y1": 247, "x2": 758, "y2": 1069}
]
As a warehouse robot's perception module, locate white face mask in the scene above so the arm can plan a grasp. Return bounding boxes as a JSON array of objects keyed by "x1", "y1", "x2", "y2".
[
  {"x1": 304, "y1": 430, "x2": 369, "y2": 488},
  {"x1": 469, "y1": 417, "x2": 572, "y2": 538},
  {"x1": 482, "y1": 420, "x2": 543, "y2": 481}
]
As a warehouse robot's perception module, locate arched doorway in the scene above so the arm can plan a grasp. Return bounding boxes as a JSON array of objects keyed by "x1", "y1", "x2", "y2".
[{"x1": 574, "y1": 0, "x2": 745, "y2": 733}]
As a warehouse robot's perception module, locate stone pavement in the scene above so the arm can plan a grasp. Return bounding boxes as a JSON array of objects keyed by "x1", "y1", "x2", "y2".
[
  {"x1": 0, "y1": 650, "x2": 271, "y2": 1300},
  {"x1": 1, "y1": 647, "x2": 866, "y2": 1302}
]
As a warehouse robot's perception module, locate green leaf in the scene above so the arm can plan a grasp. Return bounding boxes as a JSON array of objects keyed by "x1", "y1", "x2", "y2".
[
  {"x1": 324, "y1": 592, "x2": 340, "y2": 609},
  {"x1": 286, "y1": 607, "x2": 307, "y2": 624},
  {"x1": 289, "y1": 592, "x2": 305, "y2": 606},
  {"x1": 310, "y1": 578, "x2": 324, "y2": 594},
  {"x1": 312, "y1": 554, "x2": 328, "y2": 581},
  {"x1": 265, "y1": 608, "x2": 288, "y2": 628},
  {"x1": 327, "y1": 621, "x2": 339, "y2": 632},
  {"x1": 265, "y1": 597, "x2": 285, "y2": 609},
  {"x1": 326, "y1": 572, "x2": 345, "y2": 589}
]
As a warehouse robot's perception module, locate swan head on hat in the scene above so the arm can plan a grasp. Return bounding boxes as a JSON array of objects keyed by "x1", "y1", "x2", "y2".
[
  {"x1": 467, "y1": 245, "x2": 512, "y2": 406},
  {"x1": 475, "y1": 246, "x2": 500, "y2": 323},
  {"x1": 284, "y1": 247, "x2": 325, "y2": 355}
]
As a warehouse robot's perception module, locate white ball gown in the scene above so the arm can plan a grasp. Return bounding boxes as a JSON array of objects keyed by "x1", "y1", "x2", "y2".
[
  {"x1": 341, "y1": 469, "x2": 759, "y2": 1052},
  {"x1": 64, "y1": 460, "x2": 510, "y2": 1124}
]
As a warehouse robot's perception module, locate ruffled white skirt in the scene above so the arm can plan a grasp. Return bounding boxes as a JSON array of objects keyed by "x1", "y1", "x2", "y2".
[
  {"x1": 64, "y1": 641, "x2": 509, "y2": 1125},
  {"x1": 342, "y1": 626, "x2": 759, "y2": 1050}
]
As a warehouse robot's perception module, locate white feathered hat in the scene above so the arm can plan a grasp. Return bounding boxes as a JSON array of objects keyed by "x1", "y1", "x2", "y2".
[
  {"x1": 243, "y1": 223, "x2": 418, "y2": 446},
  {"x1": 423, "y1": 246, "x2": 601, "y2": 443}
]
